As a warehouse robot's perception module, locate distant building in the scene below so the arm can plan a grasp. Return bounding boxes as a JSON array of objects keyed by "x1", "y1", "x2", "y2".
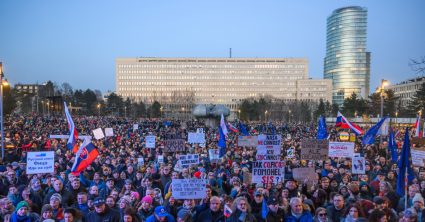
[
  {"x1": 14, "y1": 84, "x2": 42, "y2": 95},
  {"x1": 116, "y1": 57, "x2": 332, "y2": 117},
  {"x1": 324, "y1": 6, "x2": 370, "y2": 106},
  {"x1": 387, "y1": 76, "x2": 425, "y2": 107}
]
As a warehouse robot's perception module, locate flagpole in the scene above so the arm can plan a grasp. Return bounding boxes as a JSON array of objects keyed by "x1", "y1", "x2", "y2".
[{"x1": 404, "y1": 166, "x2": 408, "y2": 210}]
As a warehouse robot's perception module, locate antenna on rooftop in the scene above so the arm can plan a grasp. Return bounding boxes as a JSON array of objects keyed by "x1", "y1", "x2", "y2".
[{"x1": 229, "y1": 48, "x2": 232, "y2": 58}]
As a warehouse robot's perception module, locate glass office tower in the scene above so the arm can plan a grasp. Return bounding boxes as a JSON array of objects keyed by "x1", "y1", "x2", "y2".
[{"x1": 324, "y1": 6, "x2": 370, "y2": 106}]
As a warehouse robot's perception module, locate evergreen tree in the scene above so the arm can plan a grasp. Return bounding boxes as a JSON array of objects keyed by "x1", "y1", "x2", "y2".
[{"x1": 408, "y1": 82, "x2": 425, "y2": 115}]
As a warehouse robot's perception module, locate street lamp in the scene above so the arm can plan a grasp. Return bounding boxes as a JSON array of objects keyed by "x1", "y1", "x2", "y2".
[
  {"x1": 160, "y1": 106, "x2": 163, "y2": 118},
  {"x1": 379, "y1": 79, "x2": 389, "y2": 145},
  {"x1": 97, "y1": 103, "x2": 101, "y2": 116},
  {"x1": 288, "y1": 110, "x2": 291, "y2": 123},
  {"x1": 395, "y1": 111, "x2": 398, "y2": 127},
  {"x1": 265, "y1": 110, "x2": 268, "y2": 122},
  {"x1": 46, "y1": 102, "x2": 50, "y2": 116},
  {"x1": 0, "y1": 62, "x2": 8, "y2": 160},
  {"x1": 238, "y1": 109, "x2": 241, "y2": 119}
]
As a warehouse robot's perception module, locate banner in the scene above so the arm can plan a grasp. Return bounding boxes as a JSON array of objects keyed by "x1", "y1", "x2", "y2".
[
  {"x1": 27, "y1": 151, "x2": 55, "y2": 174},
  {"x1": 328, "y1": 142, "x2": 355, "y2": 158},
  {"x1": 158, "y1": 155, "x2": 164, "y2": 164},
  {"x1": 352, "y1": 156, "x2": 366, "y2": 174},
  {"x1": 179, "y1": 154, "x2": 199, "y2": 168},
  {"x1": 209, "y1": 149, "x2": 220, "y2": 162},
  {"x1": 286, "y1": 148, "x2": 295, "y2": 158},
  {"x1": 238, "y1": 136, "x2": 258, "y2": 147},
  {"x1": 133, "y1": 124, "x2": 139, "y2": 132},
  {"x1": 164, "y1": 139, "x2": 185, "y2": 152},
  {"x1": 172, "y1": 179, "x2": 207, "y2": 199},
  {"x1": 412, "y1": 148, "x2": 425, "y2": 167},
  {"x1": 301, "y1": 139, "x2": 329, "y2": 160},
  {"x1": 188, "y1": 133, "x2": 206, "y2": 144},
  {"x1": 252, "y1": 161, "x2": 285, "y2": 184},
  {"x1": 145, "y1": 136, "x2": 156, "y2": 148},
  {"x1": 105, "y1": 128, "x2": 114, "y2": 137}
]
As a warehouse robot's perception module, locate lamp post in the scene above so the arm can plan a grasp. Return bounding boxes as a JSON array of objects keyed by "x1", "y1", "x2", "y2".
[
  {"x1": 288, "y1": 110, "x2": 291, "y2": 123},
  {"x1": 0, "y1": 63, "x2": 8, "y2": 160},
  {"x1": 97, "y1": 103, "x2": 101, "y2": 116},
  {"x1": 238, "y1": 109, "x2": 241, "y2": 120},
  {"x1": 47, "y1": 102, "x2": 50, "y2": 116},
  {"x1": 379, "y1": 79, "x2": 389, "y2": 145},
  {"x1": 395, "y1": 111, "x2": 398, "y2": 128},
  {"x1": 265, "y1": 110, "x2": 268, "y2": 122},
  {"x1": 160, "y1": 106, "x2": 163, "y2": 118}
]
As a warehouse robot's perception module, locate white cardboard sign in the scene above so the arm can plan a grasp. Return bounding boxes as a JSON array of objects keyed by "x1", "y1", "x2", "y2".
[
  {"x1": 179, "y1": 154, "x2": 199, "y2": 168},
  {"x1": 105, "y1": 128, "x2": 114, "y2": 137},
  {"x1": 352, "y1": 156, "x2": 366, "y2": 174},
  {"x1": 145, "y1": 136, "x2": 156, "y2": 148},
  {"x1": 188, "y1": 133, "x2": 206, "y2": 144},
  {"x1": 328, "y1": 142, "x2": 355, "y2": 158},
  {"x1": 171, "y1": 179, "x2": 207, "y2": 199},
  {"x1": 27, "y1": 151, "x2": 55, "y2": 174},
  {"x1": 93, "y1": 128, "x2": 105, "y2": 140}
]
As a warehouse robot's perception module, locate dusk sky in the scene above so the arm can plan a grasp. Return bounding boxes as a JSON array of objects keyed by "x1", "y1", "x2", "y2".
[{"x1": 0, "y1": 0, "x2": 424, "y2": 93}]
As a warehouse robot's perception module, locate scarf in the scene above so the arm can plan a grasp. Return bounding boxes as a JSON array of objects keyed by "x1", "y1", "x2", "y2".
[{"x1": 10, "y1": 212, "x2": 31, "y2": 222}]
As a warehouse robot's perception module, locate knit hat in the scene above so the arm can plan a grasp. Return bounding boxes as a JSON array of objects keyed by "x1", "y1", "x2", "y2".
[
  {"x1": 194, "y1": 171, "x2": 201, "y2": 179},
  {"x1": 50, "y1": 193, "x2": 62, "y2": 202},
  {"x1": 131, "y1": 191, "x2": 140, "y2": 200},
  {"x1": 16, "y1": 201, "x2": 29, "y2": 211},
  {"x1": 177, "y1": 208, "x2": 192, "y2": 220},
  {"x1": 141, "y1": 195, "x2": 153, "y2": 204},
  {"x1": 413, "y1": 193, "x2": 425, "y2": 205},
  {"x1": 41, "y1": 204, "x2": 53, "y2": 214}
]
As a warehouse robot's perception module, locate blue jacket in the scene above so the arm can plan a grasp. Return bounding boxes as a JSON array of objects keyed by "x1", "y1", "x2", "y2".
[{"x1": 284, "y1": 211, "x2": 313, "y2": 222}]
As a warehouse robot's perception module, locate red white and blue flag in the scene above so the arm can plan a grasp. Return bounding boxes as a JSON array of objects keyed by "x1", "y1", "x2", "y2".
[
  {"x1": 64, "y1": 102, "x2": 79, "y2": 153},
  {"x1": 220, "y1": 114, "x2": 229, "y2": 136},
  {"x1": 71, "y1": 139, "x2": 99, "y2": 175},
  {"x1": 224, "y1": 204, "x2": 232, "y2": 218},
  {"x1": 335, "y1": 111, "x2": 363, "y2": 135},
  {"x1": 227, "y1": 123, "x2": 239, "y2": 133},
  {"x1": 414, "y1": 114, "x2": 421, "y2": 138}
]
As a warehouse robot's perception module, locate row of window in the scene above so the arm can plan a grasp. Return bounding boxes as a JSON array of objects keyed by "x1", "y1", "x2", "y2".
[
  {"x1": 117, "y1": 75, "x2": 304, "y2": 80},
  {"x1": 118, "y1": 64, "x2": 306, "y2": 69},
  {"x1": 118, "y1": 81, "x2": 298, "y2": 86}
]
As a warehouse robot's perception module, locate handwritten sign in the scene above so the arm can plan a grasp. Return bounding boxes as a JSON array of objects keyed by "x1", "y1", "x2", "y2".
[
  {"x1": 238, "y1": 136, "x2": 258, "y2": 147},
  {"x1": 105, "y1": 128, "x2": 114, "y2": 137},
  {"x1": 158, "y1": 155, "x2": 164, "y2": 164},
  {"x1": 412, "y1": 148, "x2": 425, "y2": 167},
  {"x1": 27, "y1": 151, "x2": 55, "y2": 174},
  {"x1": 172, "y1": 179, "x2": 207, "y2": 199},
  {"x1": 209, "y1": 149, "x2": 220, "y2": 162},
  {"x1": 252, "y1": 161, "x2": 285, "y2": 184},
  {"x1": 257, "y1": 135, "x2": 281, "y2": 155},
  {"x1": 137, "y1": 157, "x2": 144, "y2": 166},
  {"x1": 328, "y1": 142, "x2": 354, "y2": 158},
  {"x1": 93, "y1": 128, "x2": 105, "y2": 140},
  {"x1": 133, "y1": 124, "x2": 139, "y2": 132},
  {"x1": 188, "y1": 133, "x2": 206, "y2": 144},
  {"x1": 145, "y1": 136, "x2": 156, "y2": 148},
  {"x1": 164, "y1": 139, "x2": 185, "y2": 152},
  {"x1": 292, "y1": 167, "x2": 318, "y2": 189},
  {"x1": 301, "y1": 139, "x2": 329, "y2": 160},
  {"x1": 352, "y1": 156, "x2": 366, "y2": 174},
  {"x1": 179, "y1": 154, "x2": 199, "y2": 168}
]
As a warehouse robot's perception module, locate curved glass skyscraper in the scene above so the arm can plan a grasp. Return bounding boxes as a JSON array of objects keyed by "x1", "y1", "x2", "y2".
[{"x1": 324, "y1": 6, "x2": 370, "y2": 106}]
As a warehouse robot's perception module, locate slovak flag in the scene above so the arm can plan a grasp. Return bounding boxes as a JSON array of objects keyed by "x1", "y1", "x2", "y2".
[
  {"x1": 414, "y1": 114, "x2": 421, "y2": 138},
  {"x1": 64, "y1": 102, "x2": 79, "y2": 153},
  {"x1": 335, "y1": 111, "x2": 364, "y2": 135},
  {"x1": 227, "y1": 123, "x2": 239, "y2": 133},
  {"x1": 71, "y1": 139, "x2": 99, "y2": 175},
  {"x1": 224, "y1": 204, "x2": 232, "y2": 218}
]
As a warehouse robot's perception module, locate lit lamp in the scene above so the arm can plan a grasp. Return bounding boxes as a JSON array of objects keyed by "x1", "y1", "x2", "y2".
[
  {"x1": 379, "y1": 79, "x2": 389, "y2": 145},
  {"x1": 265, "y1": 110, "x2": 268, "y2": 122},
  {"x1": 97, "y1": 103, "x2": 101, "y2": 116}
]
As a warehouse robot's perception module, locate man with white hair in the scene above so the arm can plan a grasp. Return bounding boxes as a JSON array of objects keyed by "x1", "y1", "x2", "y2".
[
  {"x1": 411, "y1": 193, "x2": 425, "y2": 221},
  {"x1": 284, "y1": 197, "x2": 313, "y2": 221}
]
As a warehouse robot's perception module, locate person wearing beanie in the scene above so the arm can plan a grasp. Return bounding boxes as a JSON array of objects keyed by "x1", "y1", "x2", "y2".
[
  {"x1": 412, "y1": 193, "x2": 425, "y2": 221},
  {"x1": 49, "y1": 193, "x2": 64, "y2": 221},
  {"x1": 138, "y1": 195, "x2": 154, "y2": 221},
  {"x1": 10, "y1": 201, "x2": 39, "y2": 222},
  {"x1": 177, "y1": 208, "x2": 193, "y2": 222}
]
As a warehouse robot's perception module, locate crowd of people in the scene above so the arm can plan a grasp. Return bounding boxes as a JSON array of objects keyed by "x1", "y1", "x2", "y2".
[{"x1": 0, "y1": 113, "x2": 422, "y2": 222}]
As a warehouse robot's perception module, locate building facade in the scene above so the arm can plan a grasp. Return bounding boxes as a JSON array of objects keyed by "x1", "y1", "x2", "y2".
[
  {"x1": 324, "y1": 6, "x2": 370, "y2": 106},
  {"x1": 387, "y1": 77, "x2": 425, "y2": 107},
  {"x1": 116, "y1": 57, "x2": 332, "y2": 117}
]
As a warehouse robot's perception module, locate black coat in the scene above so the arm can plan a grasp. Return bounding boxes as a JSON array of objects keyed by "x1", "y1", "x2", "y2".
[
  {"x1": 85, "y1": 207, "x2": 120, "y2": 222},
  {"x1": 197, "y1": 209, "x2": 225, "y2": 222},
  {"x1": 226, "y1": 209, "x2": 257, "y2": 222}
]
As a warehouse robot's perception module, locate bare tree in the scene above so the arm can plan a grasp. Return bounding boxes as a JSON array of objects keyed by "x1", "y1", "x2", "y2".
[{"x1": 410, "y1": 56, "x2": 425, "y2": 74}]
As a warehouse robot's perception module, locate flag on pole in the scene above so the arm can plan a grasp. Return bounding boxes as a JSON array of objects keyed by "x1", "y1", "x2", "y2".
[
  {"x1": 335, "y1": 112, "x2": 364, "y2": 135},
  {"x1": 224, "y1": 204, "x2": 232, "y2": 218},
  {"x1": 220, "y1": 114, "x2": 229, "y2": 137},
  {"x1": 414, "y1": 114, "x2": 421, "y2": 137},
  {"x1": 227, "y1": 123, "x2": 239, "y2": 133},
  {"x1": 388, "y1": 128, "x2": 398, "y2": 163},
  {"x1": 64, "y1": 102, "x2": 79, "y2": 153},
  {"x1": 71, "y1": 139, "x2": 99, "y2": 175},
  {"x1": 218, "y1": 126, "x2": 226, "y2": 158},
  {"x1": 239, "y1": 123, "x2": 250, "y2": 136},
  {"x1": 261, "y1": 198, "x2": 269, "y2": 219},
  {"x1": 396, "y1": 128, "x2": 414, "y2": 196},
  {"x1": 362, "y1": 116, "x2": 389, "y2": 145},
  {"x1": 317, "y1": 115, "x2": 328, "y2": 140}
]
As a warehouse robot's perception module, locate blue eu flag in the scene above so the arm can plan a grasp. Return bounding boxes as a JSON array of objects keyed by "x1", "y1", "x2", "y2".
[
  {"x1": 388, "y1": 128, "x2": 398, "y2": 163},
  {"x1": 218, "y1": 126, "x2": 226, "y2": 158},
  {"x1": 396, "y1": 127, "x2": 414, "y2": 196},
  {"x1": 362, "y1": 116, "x2": 388, "y2": 145},
  {"x1": 317, "y1": 115, "x2": 328, "y2": 140}
]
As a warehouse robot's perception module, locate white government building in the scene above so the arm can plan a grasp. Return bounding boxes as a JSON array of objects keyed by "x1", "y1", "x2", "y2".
[
  {"x1": 116, "y1": 57, "x2": 332, "y2": 117},
  {"x1": 387, "y1": 76, "x2": 425, "y2": 107}
]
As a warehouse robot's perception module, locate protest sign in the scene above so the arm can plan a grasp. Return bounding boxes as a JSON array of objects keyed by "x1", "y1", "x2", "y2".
[
  {"x1": 145, "y1": 136, "x2": 156, "y2": 148},
  {"x1": 137, "y1": 157, "x2": 144, "y2": 166},
  {"x1": 286, "y1": 148, "x2": 295, "y2": 158},
  {"x1": 252, "y1": 161, "x2": 285, "y2": 184},
  {"x1": 339, "y1": 132, "x2": 349, "y2": 141},
  {"x1": 172, "y1": 179, "x2": 207, "y2": 199},
  {"x1": 179, "y1": 154, "x2": 199, "y2": 168},
  {"x1": 93, "y1": 128, "x2": 105, "y2": 140},
  {"x1": 196, "y1": 128, "x2": 204, "y2": 134},
  {"x1": 105, "y1": 128, "x2": 114, "y2": 137},
  {"x1": 301, "y1": 139, "x2": 329, "y2": 160},
  {"x1": 188, "y1": 133, "x2": 206, "y2": 144},
  {"x1": 257, "y1": 134, "x2": 281, "y2": 155},
  {"x1": 238, "y1": 136, "x2": 258, "y2": 147},
  {"x1": 27, "y1": 151, "x2": 55, "y2": 174},
  {"x1": 292, "y1": 167, "x2": 318, "y2": 189},
  {"x1": 158, "y1": 155, "x2": 164, "y2": 164},
  {"x1": 164, "y1": 139, "x2": 185, "y2": 152},
  {"x1": 412, "y1": 147, "x2": 425, "y2": 167},
  {"x1": 352, "y1": 156, "x2": 366, "y2": 174},
  {"x1": 133, "y1": 124, "x2": 139, "y2": 132},
  {"x1": 328, "y1": 142, "x2": 355, "y2": 158},
  {"x1": 209, "y1": 149, "x2": 220, "y2": 162}
]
